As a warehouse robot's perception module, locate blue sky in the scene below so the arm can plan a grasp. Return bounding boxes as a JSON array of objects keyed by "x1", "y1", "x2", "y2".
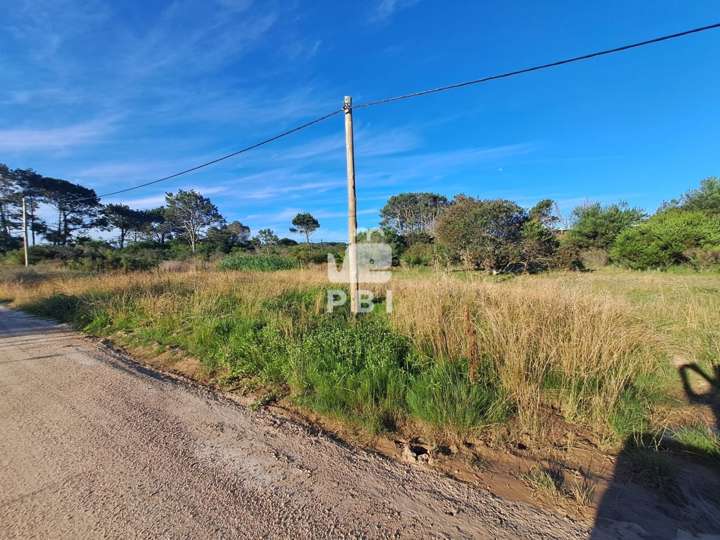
[{"x1": 2, "y1": 0, "x2": 719, "y2": 242}]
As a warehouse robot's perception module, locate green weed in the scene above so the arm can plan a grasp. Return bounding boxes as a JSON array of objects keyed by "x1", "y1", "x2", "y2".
[
  {"x1": 287, "y1": 317, "x2": 416, "y2": 433},
  {"x1": 406, "y1": 358, "x2": 508, "y2": 433},
  {"x1": 218, "y1": 253, "x2": 299, "y2": 272}
]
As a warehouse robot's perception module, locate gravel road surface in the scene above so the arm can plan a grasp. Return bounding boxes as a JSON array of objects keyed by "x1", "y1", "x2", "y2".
[{"x1": 0, "y1": 306, "x2": 594, "y2": 539}]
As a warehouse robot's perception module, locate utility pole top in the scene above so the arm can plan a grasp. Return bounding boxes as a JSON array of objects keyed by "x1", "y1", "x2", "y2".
[{"x1": 343, "y1": 96, "x2": 352, "y2": 111}]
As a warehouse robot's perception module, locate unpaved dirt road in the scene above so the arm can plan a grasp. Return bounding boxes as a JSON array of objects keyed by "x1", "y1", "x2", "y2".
[{"x1": 0, "y1": 306, "x2": 594, "y2": 539}]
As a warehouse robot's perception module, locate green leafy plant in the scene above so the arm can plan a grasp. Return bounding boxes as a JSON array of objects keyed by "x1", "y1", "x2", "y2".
[{"x1": 218, "y1": 253, "x2": 299, "y2": 271}]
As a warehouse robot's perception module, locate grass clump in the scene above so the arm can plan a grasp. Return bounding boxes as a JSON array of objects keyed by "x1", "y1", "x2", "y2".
[
  {"x1": 672, "y1": 425, "x2": 720, "y2": 460},
  {"x1": 218, "y1": 253, "x2": 299, "y2": 272},
  {"x1": 288, "y1": 316, "x2": 415, "y2": 433},
  {"x1": 406, "y1": 358, "x2": 508, "y2": 434},
  {"x1": 523, "y1": 465, "x2": 597, "y2": 506},
  {"x1": 523, "y1": 466, "x2": 565, "y2": 497}
]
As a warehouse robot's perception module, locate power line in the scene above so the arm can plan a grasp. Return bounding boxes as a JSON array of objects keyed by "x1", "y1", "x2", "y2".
[
  {"x1": 91, "y1": 21, "x2": 719, "y2": 202},
  {"x1": 96, "y1": 109, "x2": 342, "y2": 199},
  {"x1": 353, "y1": 22, "x2": 720, "y2": 109}
]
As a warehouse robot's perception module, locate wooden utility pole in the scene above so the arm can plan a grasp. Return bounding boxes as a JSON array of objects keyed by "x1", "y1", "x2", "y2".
[
  {"x1": 343, "y1": 96, "x2": 359, "y2": 315},
  {"x1": 21, "y1": 197, "x2": 29, "y2": 267}
]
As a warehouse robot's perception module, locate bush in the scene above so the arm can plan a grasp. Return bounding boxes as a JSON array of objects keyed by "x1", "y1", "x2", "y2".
[
  {"x1": 1, "y1": 249, "x2": 25, "y2": 266},
  {"x1": 580, "y1": 248, "x2": 609, "y2": 269},
  {"x1": 289, "y1": 244, "x2": 344, "y2": 265},
  {"x1": 611, "y1": 210, "x2": 720, "y2": 270},
  {"x1": 287, "y1": 317, "x2": 416, "y2": 432},
  {"x1": 400, "y1": 243, "x2": 435, "y2": 267},
  {"x1": 566, "y1": 202, "x2": 645, "y2": 251},
  {"x1": 552, "y1": 242, "x2": 585, "y2": 271},
  {"x1": 218, "y1": 253, "x2": 299, "y2": 271},
  {"x1": 684, "y1": 247, "x2": 720, "y2": 270},
  {"x1": 158, "y1": 260, "x2": 197, "y2": 273},
  {"x1": 115, "y1": 249, "x2": 165, "y2": 271}
]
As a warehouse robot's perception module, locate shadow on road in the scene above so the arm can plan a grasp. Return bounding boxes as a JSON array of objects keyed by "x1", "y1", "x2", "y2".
[{"x1": 591, "y1": 363, "x2": 720, "y2": 539}]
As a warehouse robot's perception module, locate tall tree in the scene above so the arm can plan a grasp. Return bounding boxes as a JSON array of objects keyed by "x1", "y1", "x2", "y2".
[
  {"x1": 380, "y1": 192, "x2": 450, "y2": 238},
  {"x1": 290, "y1": 212, "x2": 320, "y2": 244},
  {"x1": 143, "y1": 207, "x2": 172, "y2": 245},
  {"x1": 255, "y1": 228, "x2": 279, "y2": 252},
  {"x1": 520, "y1": 199, "x2": 561, "y2": 272},
  {"x1": 206, "y1": 221, "x2": 251, "y2": 253},
  {"x1": 0, "y1": 165, "x2": 22, "y2": 251},
  {"x1": 165, "y1": 190, "x2": 224, "y2": 253},
  {"x1": 35, "y1": 177, "x2": 101, "y2": 245},
  {"x1": 435, "y1": 196, "x2": 528, "y2": 271},
  {"x1": 671, "y1": 177, "x2": 720, "y2": 216},
  {"x1": 13, "y1": 169, "x2": 48, "y2": 245},
  {"x1": 528, "y1": 199, "x2": 560, "y2": 227},
  {"x1": 102, "y1": 204, "x2": 153, "y2": 248}
]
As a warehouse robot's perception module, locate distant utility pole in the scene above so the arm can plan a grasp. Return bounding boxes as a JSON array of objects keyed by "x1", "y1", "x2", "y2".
[
  {"x1": 21, "y1": 197, "x2": 29, "y2": 267},
  {"x1": 343, "y1": 96, "x2": 359, "y2": 315}
]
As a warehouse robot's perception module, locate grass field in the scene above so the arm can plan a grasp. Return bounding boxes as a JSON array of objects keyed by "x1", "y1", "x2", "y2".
[{"x1": 1, "y1": 265, "x2": 718, "y2": 454}]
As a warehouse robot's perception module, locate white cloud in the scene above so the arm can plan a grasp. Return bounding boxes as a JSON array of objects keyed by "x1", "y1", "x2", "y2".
[
  {"x1": 360, "y1": 143, "x2": 535, "y2": 186},
  {"x1": 121, "y1": 2, "x2": 277, "y2": 80},
  {"x1": 0, "y1": 88, "x2": 81, "y2": 106},
  {"x1": 244, "y1": 181, "x2": 344, "y2": 200},
  {"x1": 119, "y1": 195, "x2": 167, "y2": 209},
  {"x1": 74, "y1": 162, "x2": 166, "y2": 181},
  {"x1": 215, "y1": 0, "x2": 254, "y2": 13},
  {"x1": 5, "y1": 0, "x2": 110, "y2": 60},
  {"x1": 73, "y1": 154, "x2": 220, "y2": 184},
  {"x1": 243, "y1": 208, "x2": 301, "y2": 222},
  {"x1": 269, "y1": 126, "x2": 421, "y2": 164},
  {"x1": 244, "y1": 207, "x2": 377, "y2": 223},
  {"x1": 0, "y1": 118, "x2": 115, "y2": 152},
  {"x1": 157, "y1": 85, "x2": 335, "y2": 129},
  {"x1": 108, "y1": 185, "x2": 228, "y2": 209},
  {"x1": 285, "y1": 39, "x2": 322, "y2": 61},
  {"x1": 370, "y1": 0, "x2": 420, "y2": 23}
]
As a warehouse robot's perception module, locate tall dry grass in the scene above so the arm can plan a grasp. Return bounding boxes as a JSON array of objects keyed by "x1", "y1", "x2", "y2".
[{"x1": 390, "y1": 275, "x2": 656, "y2": 433}]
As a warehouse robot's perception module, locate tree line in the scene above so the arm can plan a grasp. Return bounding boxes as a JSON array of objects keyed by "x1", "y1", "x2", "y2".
[
  {"x1": 2, "y1": 161, "x2": 718, "y2": 271},
  {"x1": 379, "y1": 177, "x2": 720, "y2": 271},
  {"x1": 0, "y1": 163, "x2": 323, "y2": 257}
]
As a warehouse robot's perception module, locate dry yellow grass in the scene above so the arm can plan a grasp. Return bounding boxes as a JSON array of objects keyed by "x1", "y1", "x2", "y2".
[{"x1": 390, "y1": 274, "x2": 656, "y2": 433}]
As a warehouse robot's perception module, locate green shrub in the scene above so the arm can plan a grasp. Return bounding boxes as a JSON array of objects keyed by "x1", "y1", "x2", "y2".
[
  {"x1": 552, "y1": 241, "x2": 585, "y2": 271},
  {"x1": 1, "y1": 249, "x2": 25, "y2": 266},
  {"x1": 400, "y1": 243, "x2": 435, "y2": 267},
  {"x1": 406, "y1": 359, "x2": 508, "y2": 432},
  {"x1": 218, "y1": 253, "x2": 299, "y2": 271},
  {"x1": 289, "y1": 244, "x2": 344, "y2": 265},
  {"x1": 566, "y1": 202, "x2": 645, "y2": 251},
  {"x1": 611, "y1": 210, "x2": 720, "y2": 270},
  {"x1": 287, "y1": 317, "x2": 416, "y2": 432}
]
